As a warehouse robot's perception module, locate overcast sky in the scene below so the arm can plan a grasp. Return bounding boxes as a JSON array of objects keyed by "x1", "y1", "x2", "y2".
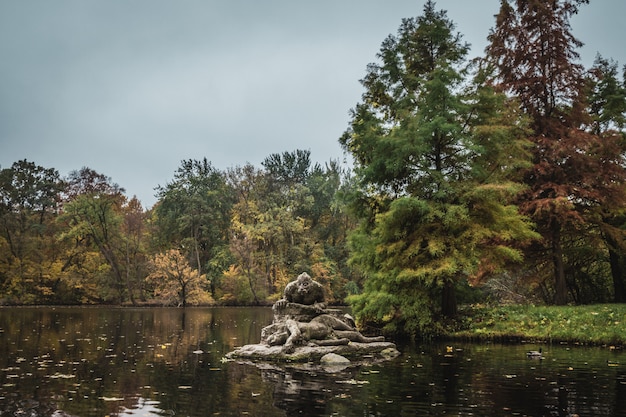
[{"x1": 1, "y1": 1, "x2": 624, "y2": 208}]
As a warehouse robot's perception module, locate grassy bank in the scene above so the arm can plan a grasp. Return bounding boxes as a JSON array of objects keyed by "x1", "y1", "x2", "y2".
[{"x1": 448, "y1": 304, "x2": 626, "y2": 346}]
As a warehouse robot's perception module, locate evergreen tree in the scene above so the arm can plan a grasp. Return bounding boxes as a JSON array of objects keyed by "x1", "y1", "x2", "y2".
[
  {"x1": 587, "y1": 55, "x2": 626, "y2": 302},
  {"x1": 341, "y1": 1, "x2": 537, "y2": 336}
]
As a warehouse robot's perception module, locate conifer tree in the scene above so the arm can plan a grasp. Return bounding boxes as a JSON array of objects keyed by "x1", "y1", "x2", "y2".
[
  {"x1": 486, "y1": 0, "x2": 626, "y2": 304},
  {"x1": 341, "y1": 1, "x2": 537, "y2": 335}
]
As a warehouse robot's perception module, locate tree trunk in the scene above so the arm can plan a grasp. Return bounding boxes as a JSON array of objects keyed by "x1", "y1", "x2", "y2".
[
  {"x1": 441, "y1": 279, "x2": 457, "y2": 317},
  {"x1": 552, "y1": 221, "x2": 567, "y2": 305},
  {"x1": 245, "y1": 266, "x2": 260, "y2": 305},
  {"x1": 606, "y1": 237, "x2": 626, "y2": 302},
  {"x1": 181, "y1": 282, "x2": 187, "y2": 308},
  {"x1": 194, "y1": 234, "x2": 202, "y2": 275}
]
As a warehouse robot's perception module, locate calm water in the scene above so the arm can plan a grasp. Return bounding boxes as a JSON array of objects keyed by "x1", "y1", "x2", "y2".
[{"x1": 0, "y1": 307, "x2": 625, "y2": 417}]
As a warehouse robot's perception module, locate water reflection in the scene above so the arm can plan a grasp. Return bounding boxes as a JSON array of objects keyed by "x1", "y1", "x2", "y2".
[{"x1": 0, "y1": 307, "x2": 625, "y2": 417}]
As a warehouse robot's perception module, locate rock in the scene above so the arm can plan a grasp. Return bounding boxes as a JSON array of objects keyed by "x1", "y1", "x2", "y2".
[
  {"x1": 381, "y1": 347, "x2": 401, "y2": 358},
  {"x1": 320, "y1": 353, "x2": 350, "y2": 364}
]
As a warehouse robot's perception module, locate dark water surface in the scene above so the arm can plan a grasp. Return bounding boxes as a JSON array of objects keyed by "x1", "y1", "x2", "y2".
[{"x1": 1, "y1": 307, "x2": 625, "y2": 417}]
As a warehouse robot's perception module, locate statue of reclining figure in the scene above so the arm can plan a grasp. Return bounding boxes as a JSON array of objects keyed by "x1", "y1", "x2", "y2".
[
  {"x1": 263, "y1": 314, "x2": 385, "y2": 353},
  {"x1": 260, "y1": 272, "x2": 385, "y2": 353}
]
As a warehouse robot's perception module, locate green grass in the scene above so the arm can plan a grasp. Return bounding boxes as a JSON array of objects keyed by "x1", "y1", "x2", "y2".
[{"x1": 448, "y1": 304, "x2": 626, "y2": 346}]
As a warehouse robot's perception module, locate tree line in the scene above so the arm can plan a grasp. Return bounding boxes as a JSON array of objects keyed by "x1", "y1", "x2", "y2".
[
  {"x1": 0, "y1": 153, "x2": 355, "y2": 307},
  {"x1": 2, "y1": 0, "x2": 626, "y2": 337}
]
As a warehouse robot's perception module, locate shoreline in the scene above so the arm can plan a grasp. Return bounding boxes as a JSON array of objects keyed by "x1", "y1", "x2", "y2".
[{"x1": 444, "y1": 303, "x2": 626, "y2": 347}]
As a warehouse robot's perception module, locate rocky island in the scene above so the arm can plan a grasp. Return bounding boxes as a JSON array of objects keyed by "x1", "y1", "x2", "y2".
[{"x1": 226, "y1": 272, "x2": 399, "y2": 364}]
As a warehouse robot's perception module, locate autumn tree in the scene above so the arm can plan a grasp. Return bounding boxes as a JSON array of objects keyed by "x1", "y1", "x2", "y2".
[
  {"x1": 146, "y1": 249, "x2": 212, "y2": 306},
  {"x1": 305, "y1": 160, "x2": 358, "y2": 302},
  {"x1": 261, "y1": 150, "x2": 316, "y2": 282},
  {"x1": 0, "y1": 160, "x2": 64, "y2": 303},
  {"x1": 227, "y1": 159, "x2": 311, "y2": 303},
  {"x1": 225, "y1": 151, "x2": 355, "y2": 304},
  {"x1": 58, "y1": 168, "x2": 136, "y2": 304},
  {"x1": 121, "y1": 196, "x2": 149, "y2": 301},
  {"x1": 486, "y1": 0, "x2": 626, "y2": 304},
  {"x1": 154, "y1": 158, "x2": 234, "y2": 297},
  {"x1": 340, "y1": 1, "x2": 538, "y2": 335},
  {"x1": 225, "y1": 164, "x2": 267, "y2": 304}
]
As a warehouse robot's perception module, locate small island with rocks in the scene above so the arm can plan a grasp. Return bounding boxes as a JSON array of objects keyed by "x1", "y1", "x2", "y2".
[{"x1": 226, "y1": 272, "x2": 400, "y2": 364}]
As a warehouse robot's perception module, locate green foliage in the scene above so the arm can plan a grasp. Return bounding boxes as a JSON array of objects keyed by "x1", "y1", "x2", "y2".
[
  {"x1": 58, "y1": 191, "x2": 131, "y2": 303},
  {"x1": 0, "y1": 160, "x2": 65, "y2": 303},
  {"x1": 227, "y1": 152, "x2": 357, "y2": 304},
  {"x1": 587, "y1": 55, "x2": 626, "y2": 134},
  {"x1": 341, "y1": 1, "x2": 538, "y2": 337},
  {"x1": 154, "y1": 158, "x2": 234, "y2": 296}
]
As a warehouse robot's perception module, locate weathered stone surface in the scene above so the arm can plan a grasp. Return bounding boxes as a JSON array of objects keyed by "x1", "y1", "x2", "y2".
[
  {"x1": 225, "y1": 272, "x2": 400, "y2": 364},
  {"x1": 320, "y1": 353, "x2": 350, "y2": 364},
  {"x1": 227, "y1": 341, "x2": 399, "y2": 363}
]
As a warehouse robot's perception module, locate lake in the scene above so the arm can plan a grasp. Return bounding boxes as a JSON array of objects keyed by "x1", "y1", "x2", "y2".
[{"x1": 0, "y1": 307, "x2": 625, "y2": 417}]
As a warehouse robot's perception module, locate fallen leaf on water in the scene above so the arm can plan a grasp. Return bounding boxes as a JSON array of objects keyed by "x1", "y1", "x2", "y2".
[
  {"x1": 336, "y1": 379, "x2": 369, "y2": 385},
  {"x1": 48, "y1": 373, "x2": 75, "y2": 379}
]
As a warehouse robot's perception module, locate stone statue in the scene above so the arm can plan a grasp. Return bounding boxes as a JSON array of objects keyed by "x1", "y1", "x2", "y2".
[
  {"x1": 274, "y1": 271, "x2": 325, "y2": 310},
  {"x1": 261, "y1": 272, "x2": 384, "y2": 353},
  {"x1": 263, "y1": 314, "x2": 385, "y2": 353},
  {"x1": 226, "y1": 272, "x2": 398, "y2": 363}
]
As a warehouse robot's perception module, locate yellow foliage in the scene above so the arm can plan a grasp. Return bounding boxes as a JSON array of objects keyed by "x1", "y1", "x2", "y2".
[{"x1": 146, "y1": 249, "x2": 213, "y2": 306}]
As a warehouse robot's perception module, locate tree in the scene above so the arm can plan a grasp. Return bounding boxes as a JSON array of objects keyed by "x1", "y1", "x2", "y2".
[
  {"x1": 58, "y1": 168, "x2": 135, "y2": 304},
  {"x1": 227, "y1": 160, "x2": 312, "y2": 303},
  {"x1": 261, "y1": 149, "x2": 312, "y2": 190},
  {"x1": 146, "y1": 249, "x2": 212, "y2": 306},
  {"x1": 340, "y1": 1, "x2": 538, "y2": 335},
  {"x1": 586, "y1": 55, "x2": 626, "y2": 302},
  {"x1": 305, "y1": 161, "x2": 358, "y2": 303},
  {"x1": 587, "y1": 55, "x2": 626, "y2": 135},
  {"x1": 486, "y1": 0, "x2": 626, "y2": 304},
  {"x1": 225, "y1": 164, "x2": 266, "y2": 304},
  {"x1": 154, "y1": 158, "x2": 234, "y2": 297},
  {"x1": 121, "y1": 197, "x2": 149, "y2": 302},
  {"x1": 0, "y1": 160, "x2": 64, "y2": 303}
]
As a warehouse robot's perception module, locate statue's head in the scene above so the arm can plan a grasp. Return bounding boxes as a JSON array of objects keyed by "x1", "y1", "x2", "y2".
[
  {"x1": 296, "y1": 272, "x2": 312, "y2": 291},
  {"x1": 285, "y1": 272, "x2": 324, "y2": 305}
]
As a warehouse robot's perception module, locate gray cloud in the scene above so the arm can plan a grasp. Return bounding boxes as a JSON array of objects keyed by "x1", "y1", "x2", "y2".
[{"x1": 1, "y1": 1, "x2": 623, "y2": 207}]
